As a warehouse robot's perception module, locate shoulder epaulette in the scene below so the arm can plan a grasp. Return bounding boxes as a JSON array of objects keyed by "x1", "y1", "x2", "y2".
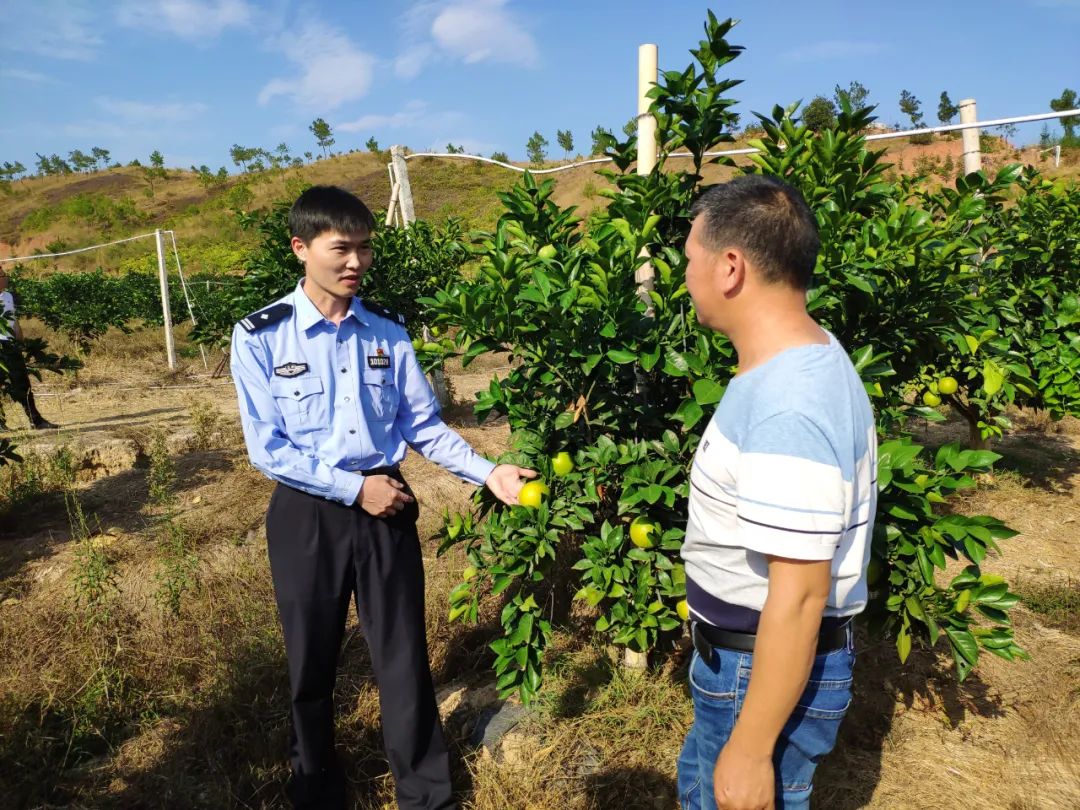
[
  {"x1": 360, "y1": 299, "x2": 407, "y2": 326},
  {"x1": 239, "y1": 302, "x2": 292, "y2": 333}
]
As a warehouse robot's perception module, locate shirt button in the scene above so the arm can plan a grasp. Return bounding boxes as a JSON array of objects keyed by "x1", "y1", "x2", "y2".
[
  {"x1": 340, "y1": 367, "x2": 347, "y2": 373},
  {"x1": 344, "y1": 396, "x2": 351, "y2": 403},
  {"x1": 349, "y1": 429, "x2": 356, "y2": 434},
  {"x1": 293, "y1": 390, "x2": 300, "y2": 396}
]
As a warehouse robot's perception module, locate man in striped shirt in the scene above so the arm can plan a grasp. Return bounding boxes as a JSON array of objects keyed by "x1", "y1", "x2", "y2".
[{"x1": 677, "y1": 175, "x2": 876, "y2": 810}]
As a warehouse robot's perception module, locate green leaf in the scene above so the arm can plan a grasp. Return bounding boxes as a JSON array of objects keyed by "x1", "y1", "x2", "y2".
[
  {"x1": 982, "y1": 360, "x2": 1004, "y2": 397},
  {"x1": 945, "y1": 627, "x2": 979, "y2": 666},
  {"x1": 897, "y1": 627, "x2": 912, "y2": 663},
  {"x1": 692, "y1": 378, "x2": 724, "y2": 406},
  {"x1": 607, "y1": 348, "x2": 638, "y2": 364}
]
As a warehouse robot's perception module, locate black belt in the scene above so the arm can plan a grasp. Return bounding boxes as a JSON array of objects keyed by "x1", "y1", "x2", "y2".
[
  {"x1": 361, "y1": 465, "x2": 400, "y2": 477},
  {"x1": 692, "y1": 619, "x2": 850, "y2": 660}
]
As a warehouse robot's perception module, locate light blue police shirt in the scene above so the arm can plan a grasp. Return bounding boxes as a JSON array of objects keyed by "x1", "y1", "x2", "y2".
[{"x1": 230, "y1": 281, "x2": 496, "y2": 505}]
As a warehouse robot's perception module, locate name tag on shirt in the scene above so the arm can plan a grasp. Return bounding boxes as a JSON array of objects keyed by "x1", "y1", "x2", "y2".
[{"x1": 367, "y1": 354, "x2": 391, "y2": 369}]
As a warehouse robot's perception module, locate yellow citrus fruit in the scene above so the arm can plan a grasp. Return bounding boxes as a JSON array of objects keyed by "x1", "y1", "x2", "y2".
[
  {"x1": 463, "y1": 566, "x2": 478, "y2": 581},
  {"x1": 922, "y1": 391, "x2": 942, "y2": 407},
  {"x1": 537, "y1": 244, "x2": 557, "y2": 261},
  {"x1": 518, "y1": 480, "x2": 549, "y2": 509},
  {"x1": 676, "y1": 599, "x2": 690, "y2": 621},
  {"x1": 551, "y1": 451, "x2": 574, "y2": 476},
  {"x1": 938, "y1": 376, "x2": 958, "y2": 396},
  {"x1": 629, "y1": 518, "x2": 657, "y2": 549}
]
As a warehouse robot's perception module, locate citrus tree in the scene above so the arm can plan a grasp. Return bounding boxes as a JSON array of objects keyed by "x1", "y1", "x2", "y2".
[{"x1": 428, "y1": 13, "x2": 1036, "y2": 703}]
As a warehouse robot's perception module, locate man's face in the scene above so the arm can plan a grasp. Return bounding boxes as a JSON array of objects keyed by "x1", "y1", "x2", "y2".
[
  {"x1": 292, "y1": 228, "x2": 374, "y2": 301},
  {"x1": 685, "y1": 216, "x2": 723, "y2": 329}
]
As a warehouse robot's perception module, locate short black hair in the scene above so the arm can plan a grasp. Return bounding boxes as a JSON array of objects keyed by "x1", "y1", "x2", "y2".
[
  {"x1": 289, "y1": 185, "x2": 376, "y2": 243},
  {"x1": 690, "y1": 175, "x2": 821, "y2": 290}
]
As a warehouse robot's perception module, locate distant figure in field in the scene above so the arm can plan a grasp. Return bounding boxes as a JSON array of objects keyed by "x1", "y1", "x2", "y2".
[{"x1": 0, "y1": 270, "x2": 56, "y2": 430}]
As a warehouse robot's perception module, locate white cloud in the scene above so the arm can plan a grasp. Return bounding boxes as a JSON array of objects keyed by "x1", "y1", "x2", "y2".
[
  {"x1": 431, "y1": 0, "x2": 537, "y2": 66},
  {"x1": 259, "y1": 20, "x2": 376, "y2": 110},
  {"x1": 0, "y1": 69, "x2": 58, "y2": 84},
  {"x1": 394, "y1": 44, "x2": 435, "y2": 80},
  {"x1": 116, "y1": 0, "x2": 254, "y2": 40},
  {"x1": 394, "y1": 0, "x2": 538, "y2": 79},
  {"x1": 781, "y1": 40, "x2": 888, "y2": 63},
  {"x1": 337, "y1": 100, "x2": 466, "y2": 133},
  {"x1": 4, "y1": 0, "x2": 102, "y2": 61},
  {"x1": 96, "y1": 97, "x2": 209, "y2": 123}
]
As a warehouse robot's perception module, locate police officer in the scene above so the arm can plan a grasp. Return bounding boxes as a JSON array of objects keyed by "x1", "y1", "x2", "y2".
[{"x1": 230, "y1": 186, "x2": 535, "y2": 810}]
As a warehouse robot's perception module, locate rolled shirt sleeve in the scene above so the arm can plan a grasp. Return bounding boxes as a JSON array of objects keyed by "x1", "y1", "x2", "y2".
[
  {"x1": 392, "y1": 336, "x2": 496, "y2": 486},
  {"x1": 231, "y1": 324, "x2": 363, "y2": 505}
]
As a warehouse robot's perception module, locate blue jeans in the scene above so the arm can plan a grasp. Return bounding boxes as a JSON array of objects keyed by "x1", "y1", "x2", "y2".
[{"x1": 677, "y1": 626, "x2": 855, "y2": 810}]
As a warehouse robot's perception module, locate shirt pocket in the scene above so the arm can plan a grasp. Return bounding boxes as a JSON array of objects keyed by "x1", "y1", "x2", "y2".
[
  {"x1": 361, "y1": 367, "x2": 399, "y2": 423},
  {"x1": 270, "y1": 376, "x2": 324, "y2": 417}
]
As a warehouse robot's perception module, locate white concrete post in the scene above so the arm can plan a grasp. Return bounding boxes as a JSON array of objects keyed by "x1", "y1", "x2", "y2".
[
  {"x1": 390, "y1": 145, "x2": 415, "y2": 226},
  {"x1": 634, "y1": 43, "x2": 659, "y2": 319},
  {"x1": 959, "y1": 99, "x2": 982, "y2": 175},
  {"x1": 155, "y1": 228, "x2": 177, "y2": 371}
]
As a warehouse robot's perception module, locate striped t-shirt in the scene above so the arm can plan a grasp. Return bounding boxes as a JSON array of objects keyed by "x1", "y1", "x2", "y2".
[{"x1": 681, "y1": 331, "x2": 877, "y2": 631}]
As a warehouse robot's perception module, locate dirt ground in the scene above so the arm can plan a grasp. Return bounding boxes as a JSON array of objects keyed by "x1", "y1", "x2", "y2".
[{"x1": 1, "y1": 330, "x2": 1078, "y2": 809}]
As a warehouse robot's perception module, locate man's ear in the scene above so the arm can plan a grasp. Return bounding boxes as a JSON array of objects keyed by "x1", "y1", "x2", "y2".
[
  {"x1": 715, "y1": 248, "x2": 746, "y2": 297},
  {"x1": 290, "y1": 236, "x2": 308, "y2": 264}
]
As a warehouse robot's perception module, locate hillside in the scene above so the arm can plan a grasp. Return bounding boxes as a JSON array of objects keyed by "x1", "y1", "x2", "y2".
[{"x1": 0, "y1": 136, "x2": 1073, "y2": 279}]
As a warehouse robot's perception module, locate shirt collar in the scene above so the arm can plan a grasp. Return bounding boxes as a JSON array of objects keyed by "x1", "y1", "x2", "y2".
[{"x1": 292, "y1": 280, "x2": 369, "y2": 331}]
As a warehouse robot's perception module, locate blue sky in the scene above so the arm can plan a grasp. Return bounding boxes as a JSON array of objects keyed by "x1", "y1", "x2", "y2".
[{"x1": 1, "y1": 0, "x2": 1078, "y2": 172}]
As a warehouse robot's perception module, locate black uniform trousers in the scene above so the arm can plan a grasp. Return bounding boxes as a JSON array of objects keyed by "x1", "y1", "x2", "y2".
[
  {"x1": 0, "y1": 341, "x2": 46, "y2": 427},
  {"x1": 266, "y1": 475, "x2": 455, "y2": 810}
]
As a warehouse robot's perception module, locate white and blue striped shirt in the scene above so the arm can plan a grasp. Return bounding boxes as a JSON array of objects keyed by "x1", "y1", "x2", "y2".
[{"x1": 682, "y1": 331, "x2": 877, "y2": 625}]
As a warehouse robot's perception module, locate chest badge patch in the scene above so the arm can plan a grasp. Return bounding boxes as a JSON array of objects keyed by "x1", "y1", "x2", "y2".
[
  {"x1": 367, "y1": 347, "x2": 391, "y2": 369},
  {"x1": 274, "y1": 362, "x2": 309, "y2": 378}
]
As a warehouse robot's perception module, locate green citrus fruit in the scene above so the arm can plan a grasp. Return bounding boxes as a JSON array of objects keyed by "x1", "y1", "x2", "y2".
[
  {"x1": 537, "y1": 244, "x2": 557, "y2": 261},
  {"x1": 411, "y1": 337, "x2": 424, "y2": 351},
  {"x1": 629, "y1": 517, "x2": 657, "y2": 549},
  {"x1": 551, "y1": 451, "x2": 574, "y2": 476},
  {"x1": 938, "y1": 376, "x2": 958, "y2": 396},
  {"x1": 463, "y1": 565, "x2": 477, "y2": 581},
  {"x1": 518, "y1": 480, "x2": 549, "y2": 509},
  {"x1": 922, "y1": 391, "x2": 942, "y2": 407},
  {"x1": 676, "y1": 599, "x2": 690, "y2": 621},
  {"x1": 1060, "y1": 294, "x2": 1080, "y2": 314}
]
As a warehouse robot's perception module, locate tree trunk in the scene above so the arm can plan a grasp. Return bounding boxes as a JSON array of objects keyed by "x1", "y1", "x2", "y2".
[
  {"x1": 968, "y1": 419, "x2": 991, "y2": 450},
  {"x1": 622, "y1": 648, "x2": 648, "y2": 670}
]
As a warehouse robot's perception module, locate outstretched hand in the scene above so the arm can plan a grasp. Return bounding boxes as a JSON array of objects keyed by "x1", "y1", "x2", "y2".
[{"x1": 485, "y1": 464, "x2": 538, "y2": 506}]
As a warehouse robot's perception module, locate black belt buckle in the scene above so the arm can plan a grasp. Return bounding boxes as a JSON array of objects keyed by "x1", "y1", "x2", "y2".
[{"x1": 691, "y1": 622, "x2": 714, "y2": 662}]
